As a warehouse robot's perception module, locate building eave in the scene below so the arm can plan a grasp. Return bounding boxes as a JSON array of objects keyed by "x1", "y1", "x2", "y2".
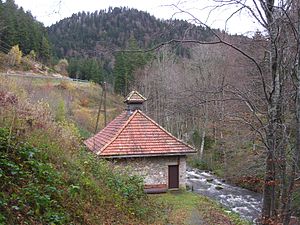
[{"x1": 98, "y1": 151, "x2": 197, "y2": 159}]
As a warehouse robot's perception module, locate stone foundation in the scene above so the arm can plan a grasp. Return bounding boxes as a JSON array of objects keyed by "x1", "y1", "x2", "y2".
[{"x1": 112, "y1": 155, "x2": 186, "y2": 189}]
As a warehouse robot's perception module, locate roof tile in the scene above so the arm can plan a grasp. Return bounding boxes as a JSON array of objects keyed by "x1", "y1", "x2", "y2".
[{"x1": 84, "y1": 110, "x2": 196, "y2": 157}]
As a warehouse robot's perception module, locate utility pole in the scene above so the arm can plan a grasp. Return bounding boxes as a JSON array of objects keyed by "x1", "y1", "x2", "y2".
[
  {"x1": 104, "y1": 82, "x2": 107, "y2": 126},
  {"x1": 94, "y1": 82, "x2": 107, "y2": 134}
]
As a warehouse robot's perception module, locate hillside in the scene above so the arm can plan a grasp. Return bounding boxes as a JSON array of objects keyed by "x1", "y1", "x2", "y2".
[
  {"x1": 0, "y1": 76, "x2": 152, "y2": 224},
  {"x1": 47, "y1": 7, "x2": 216, "y2": 85},
  {"x1": 48, "y1": 7, "x2": 212, "y2": 59}
]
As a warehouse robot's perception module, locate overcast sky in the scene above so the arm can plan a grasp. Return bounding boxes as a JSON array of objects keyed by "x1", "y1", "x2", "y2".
[{"x1": 14, "y1": 0, "x2": 261, "y2": 35}]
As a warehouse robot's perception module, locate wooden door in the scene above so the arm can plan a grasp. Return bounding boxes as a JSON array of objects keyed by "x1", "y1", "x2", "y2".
[{"x1": 168, "y1": 165, "x2": 179, "y2": 189}]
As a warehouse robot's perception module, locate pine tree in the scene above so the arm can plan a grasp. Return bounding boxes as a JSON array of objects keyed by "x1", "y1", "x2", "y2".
[
  {"x1": 0, "y1": 1, "x2": 3, "y2": 38},
  {"x1": 114, "y1": 37, "x2": 151, "y2": 95},
  {"x1": 2, "y1": 0, "x2": 18, "y2": 47},
  {"x1": 89, "y1": 59, "x2": 103, "y2": 83},
  {"x1": 114, "y1": 52, "x2": 127, "y2": 95},
  {"x1": 39, "y1": 36, "x2": 51, "y2": 63}
]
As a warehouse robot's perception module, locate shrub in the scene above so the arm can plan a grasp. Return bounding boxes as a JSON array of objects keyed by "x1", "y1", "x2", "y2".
[
  {"x1": 57, "y1": 80, "x2": 74, "y2": 90},
  {"x1": 77, "y1": 126, "x2": 92, "y2": 139},
  {"x1": 8, "y1": 45, "x2": 22, "y2": 66},
  {"x1": 0, "y1": 128, "x2": 70, "y2": 224},
  {"x1": 55, "y1": 99, "x2": 66, "y2": 122},
  {"x1": 20, "y1": 57, "x2": 33, "y2": 71},
  {"x1": 188, "y1": 158, "x2": 211, "y2": 171},
  {"x1": 73, "y1": 109, "x2": 95, "y2": 132},
  {"x1": 54, "y1": 59, "x2": 69, "y2": 76},
  {"x1": 79, "y1": 97, "x2": 89, "y2": 107}
]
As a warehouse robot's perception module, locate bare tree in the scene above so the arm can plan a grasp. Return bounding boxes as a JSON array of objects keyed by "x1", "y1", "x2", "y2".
[
  {"x1": 171, "y1": 1, "x2": 300, "y2": 223},
  {"x1": 133, "y1": 0, "x2": 300, "y2": 223}
]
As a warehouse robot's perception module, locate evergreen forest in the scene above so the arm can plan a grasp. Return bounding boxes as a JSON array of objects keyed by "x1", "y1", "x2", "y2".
[{"x1": 0, "y1": 0, "x2": 51, "y2": 62}]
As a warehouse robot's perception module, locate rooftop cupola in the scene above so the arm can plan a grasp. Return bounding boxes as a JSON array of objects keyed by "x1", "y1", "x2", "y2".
[{"x1": 124, "y1": 90, "x2": 147, "y2": 112}]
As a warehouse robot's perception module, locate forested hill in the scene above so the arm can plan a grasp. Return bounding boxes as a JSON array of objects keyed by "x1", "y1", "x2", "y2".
[
  {"x1": 0, "y1": 0, "x2": 51, "y2": 62},
  {"x1": 48, "y1": 7, "x2": 213, "y2": 59}
]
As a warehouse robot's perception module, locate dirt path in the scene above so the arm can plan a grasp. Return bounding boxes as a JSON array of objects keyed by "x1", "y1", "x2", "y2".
[{"x1": 188, "y1": 209, "x2": 204, "y2": 225}]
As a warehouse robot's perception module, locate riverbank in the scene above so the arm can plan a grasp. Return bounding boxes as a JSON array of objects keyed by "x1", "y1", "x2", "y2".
[{"x1": 151, "y1": 191, "x2": 250, "y2": 225}]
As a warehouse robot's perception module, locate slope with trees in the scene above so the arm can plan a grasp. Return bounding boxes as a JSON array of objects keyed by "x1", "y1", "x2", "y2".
[
  {"x1": 48, "y1": 7, "x2": 213, "y2": 85},
  {"x1": 48, "y1": 7, "x2": 212, "y2": 59},
  {"x1": 0, "y1": 0, "x2": 51, "y2": 63}
]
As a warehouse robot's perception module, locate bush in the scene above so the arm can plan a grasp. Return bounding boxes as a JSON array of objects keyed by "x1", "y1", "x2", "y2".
[
  {"x1": 54, "y1": 59, "x2": 69, "y2": 76},
  {"x1": 77, "y1": 126, "x2": 92, "y2": 139},
  {"x1": 73, "y1": 109, "x2": 96, "y2": 133},
  {"x1": 55, "y1": 99, "x2": 66, "y2": 122},
  {"x1": 292, "y1": 188, "x2": 300, "y2": 217},
  {"x1": 57, "y1": 80, "x2": 73, "y2": 90},
  {"x1": 79, "y1": 97, "x2": 89, "y2": 107},
  {"x1": 0, "y1": 128, "x2": 70, "y2": 224},
  {"x1": 8, "y1": 45, "x2": 22, "y2": 66}
]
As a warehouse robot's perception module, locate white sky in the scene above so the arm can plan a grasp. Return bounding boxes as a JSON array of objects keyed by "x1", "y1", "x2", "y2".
[{"x1": 14, "y1": 0, "x2": 261, "y2": 36}]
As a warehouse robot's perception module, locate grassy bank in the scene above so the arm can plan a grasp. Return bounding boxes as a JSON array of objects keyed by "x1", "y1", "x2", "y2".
[{"x1": 152, "y1": 191, "x2": 251, "y2": 225}]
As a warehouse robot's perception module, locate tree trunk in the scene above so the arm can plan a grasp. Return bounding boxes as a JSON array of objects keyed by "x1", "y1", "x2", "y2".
[
  {"x1": 219, "y1": 76, "x2": 227, "y2": 171},
  {"x1": 281, "y1": 8, "x2": 300, "y2": 224},
  {"x1": 282, "y1": 75, "x2": 300, "y2": 225},
  {"x1": 199, "y1": 101, "x2": 208, "y2": 160},
  {"x1": 262, "y1": 1, "x2": 281, "y2": 219},
  {"x1": 262, "y1": 142, "x2": 276, "y2": 221}
]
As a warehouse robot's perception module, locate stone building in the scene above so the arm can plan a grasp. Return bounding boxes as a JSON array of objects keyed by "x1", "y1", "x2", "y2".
[{"x1": 84, "y1": 91, "x2": 196, "y2": 192}]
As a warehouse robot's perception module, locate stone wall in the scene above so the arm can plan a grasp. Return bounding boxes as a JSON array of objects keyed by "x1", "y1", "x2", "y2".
[{"x1": 113, "y1": 155, "x2": 187, "y2": 189}]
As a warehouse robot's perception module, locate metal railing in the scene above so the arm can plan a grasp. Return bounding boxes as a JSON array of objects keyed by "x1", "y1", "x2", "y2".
[{"x1": 1, "y1": 72, "x2": 89, "y2": 84}]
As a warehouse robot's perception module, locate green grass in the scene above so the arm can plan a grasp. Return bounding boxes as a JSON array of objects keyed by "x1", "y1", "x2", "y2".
[{"x1": 152, "y1": 191, "x2": 251, "y2": 225}]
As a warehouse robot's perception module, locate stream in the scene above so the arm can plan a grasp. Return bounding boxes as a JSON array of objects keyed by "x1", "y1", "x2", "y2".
[{"x1": 186, "y1": 168, "x2": 262, "y2": 224}]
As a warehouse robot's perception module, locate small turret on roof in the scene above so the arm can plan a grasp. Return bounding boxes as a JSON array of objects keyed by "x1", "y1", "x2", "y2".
[
  {"x1": 124, "y1": 90, "x2": 147, "y2": 104},
  {"x1": 124, "y1": 90, "x2": 147, "y2": 112}
]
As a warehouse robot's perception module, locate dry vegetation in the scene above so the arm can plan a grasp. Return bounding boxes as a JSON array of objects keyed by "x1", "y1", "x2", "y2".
[{"x1": 0, "y1": 76, "x2": 123, "y2": 136}]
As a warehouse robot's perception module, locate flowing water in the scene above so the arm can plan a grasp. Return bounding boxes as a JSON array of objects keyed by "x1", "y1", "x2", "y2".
[{"x1": 186, "y1": 168, "x2": 262, "y2": 223}]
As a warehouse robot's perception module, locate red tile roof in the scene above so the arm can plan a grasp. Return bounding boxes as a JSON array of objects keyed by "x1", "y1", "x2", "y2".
[{"x1": 84, "y1": 110, "x2": 196, "y2": 157}]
